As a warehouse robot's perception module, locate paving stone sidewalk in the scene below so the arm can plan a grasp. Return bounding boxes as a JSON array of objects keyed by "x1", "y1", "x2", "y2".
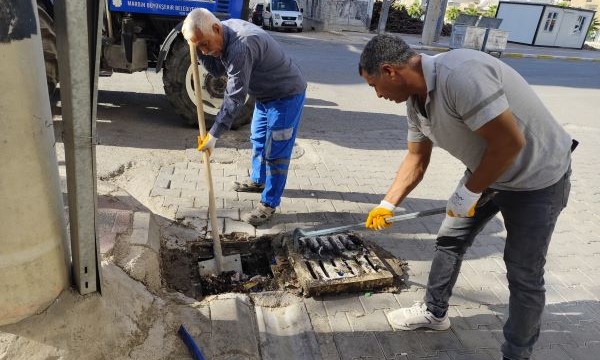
[
  {"x1": 89, "y1": 30, "x2": 600, "y2": 359},
  {"x1": 140, "y1": 110, "x2": 600, "y2": 359}
]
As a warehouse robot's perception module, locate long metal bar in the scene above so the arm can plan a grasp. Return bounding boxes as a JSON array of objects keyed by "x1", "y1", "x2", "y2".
[
  {"x1": 89, "y1": 0, "x2": 105, "y2": 291},
  {"x1": 298, "y1": 207, "x2": 447, "y2": 238},
  {"x1": 189, "y1": 43, "x2": 225, "y2": 273}
]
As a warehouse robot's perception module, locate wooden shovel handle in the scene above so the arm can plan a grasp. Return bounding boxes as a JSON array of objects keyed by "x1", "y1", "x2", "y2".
[{"x1": 189, "y1": 43, "x2": 224, "y2": 273}]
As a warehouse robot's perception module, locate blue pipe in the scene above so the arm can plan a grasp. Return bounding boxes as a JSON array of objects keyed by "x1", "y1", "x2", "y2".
[{"x1": 178, "y1": 325, "x2": 206, "y2": 360}]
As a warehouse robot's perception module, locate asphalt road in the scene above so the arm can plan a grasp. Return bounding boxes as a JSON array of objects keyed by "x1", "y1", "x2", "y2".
[{"x1": 53, "y1": 31, "x2": 600, "y2": 181}]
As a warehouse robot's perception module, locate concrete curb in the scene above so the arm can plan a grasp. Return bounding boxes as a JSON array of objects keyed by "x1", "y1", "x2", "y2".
[
  {"x1": 411, "y1": 45, "x2": 450, "y2": 53},
  {"x1": 501, "y1": 52, "x2": 600, "y2": 62},
  {"x1": 115, "y1": 211, "x2": 162, "y2": 293},
  {"x1": 410, "y1": 45, "x2": 600, "y2": 62},
  {"x1": 255, "y1": 302, "x2": 321, "y2": 360},
  {"x1": 209, "y1": 294, "x2": 262, "y2": 359}
]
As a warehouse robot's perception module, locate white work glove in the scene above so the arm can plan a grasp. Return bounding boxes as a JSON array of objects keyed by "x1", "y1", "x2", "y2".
[
  {"x1": 447, "y1": 183, "x2": 481, "y2": 218},
  {"x1": 197, "y1": 133, "x2": 217, "y2": 156}
]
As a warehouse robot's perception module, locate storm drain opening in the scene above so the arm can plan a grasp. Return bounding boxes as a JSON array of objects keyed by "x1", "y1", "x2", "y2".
[
  {"x1": 160, "y1": 222, "x2": 298, "y2": 299},
  {"x1": 289, "y1": 232, "x2": 403, "y2": 297},
  {"x1": 159, "y1": 221, "x2": 403, "y2": 299}
]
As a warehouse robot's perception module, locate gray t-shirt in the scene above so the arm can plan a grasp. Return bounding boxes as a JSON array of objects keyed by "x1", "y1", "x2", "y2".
[{"x1": 407, "y1": 49, "x2": 572, "y2": 191}]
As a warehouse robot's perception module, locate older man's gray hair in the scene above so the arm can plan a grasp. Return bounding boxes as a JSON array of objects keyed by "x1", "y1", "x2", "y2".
[
  {"x1": 182, "y1": 8, "x2": 220, "y2": 41},
  {"x1": 359, "y1": 35, "x2": 417, "y2": 76}
]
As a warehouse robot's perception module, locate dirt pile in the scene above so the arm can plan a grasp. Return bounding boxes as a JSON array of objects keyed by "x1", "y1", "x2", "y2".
[
  {"x1": 0, "y1": 263, "x2": 203, "y2": 360},
  {"x1": 370, "y1": 2, "x2": 452, "y2": 36}
]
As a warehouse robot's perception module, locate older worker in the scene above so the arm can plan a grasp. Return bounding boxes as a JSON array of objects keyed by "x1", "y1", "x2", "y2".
[{"x1": 182, "y1": 8, "x2": 307, "y2": 226}]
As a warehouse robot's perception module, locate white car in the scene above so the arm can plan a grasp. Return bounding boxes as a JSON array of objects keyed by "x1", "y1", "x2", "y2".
[{"x1": 262, "y1": 0, "x2": 303, "y2": 32}]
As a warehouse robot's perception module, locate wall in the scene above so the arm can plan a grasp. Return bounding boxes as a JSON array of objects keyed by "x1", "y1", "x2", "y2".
[
  {"x1": 497, "y1": 2, "x2": 594, "y2": 48},
  {"x1": 536, "y1": 7, "x2": 593, "y2": 47},
  {"x1": 497, "y1": 2, "x2": 544, "y2": 44},
  {"x1": 300, "y1": 0, "x2": 374, "y2": 31},
  {"x1": 534, "y1": 6, "x2": 564, "y2": 45},
  {"x1": 570, "y1": 0, "x2": 599, "y2": 11}
]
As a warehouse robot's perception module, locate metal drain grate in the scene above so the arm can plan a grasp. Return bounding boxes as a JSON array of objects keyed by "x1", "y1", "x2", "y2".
[
  {"x1": 303, "y1": 255, "x2": 382, "y2": 280},
  {"x1": 289, "y1": 232, "x2": 396, "y2": 296}
]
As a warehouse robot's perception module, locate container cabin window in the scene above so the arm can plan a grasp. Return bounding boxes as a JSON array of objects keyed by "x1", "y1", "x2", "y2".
[
  {"x1": 574, "y1": 15, "x2": 586, "y2": 33},
  {"x1": 544, "y1": 12, "x2": 558, "y2": 32}
]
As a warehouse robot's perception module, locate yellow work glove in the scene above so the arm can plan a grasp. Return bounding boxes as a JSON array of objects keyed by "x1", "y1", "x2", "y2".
[
  {"x1": 365, "y1": 200, "x2": 395, "y2": 230},
  {"x1": 447, "y1": 183, "x2": 481, "y2": 217},
  {"x1": 197, "y1": 133, "x2": 217, "y2": 156}
]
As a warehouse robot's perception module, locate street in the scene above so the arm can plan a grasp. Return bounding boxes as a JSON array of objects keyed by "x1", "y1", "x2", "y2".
[
  {"x1": 70, "y1": 31, "x2": 600, "y2": 179},
  {"x1": 69, "y1": 31, "x2": 600, "y2": 228}
]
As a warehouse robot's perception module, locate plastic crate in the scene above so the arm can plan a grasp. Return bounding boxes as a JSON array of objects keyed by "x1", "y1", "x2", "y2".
[
  {"x1": 476, "y1": 16, "x2": 503, "y2": 29},
  {"x1": 450, "y1": 25, "x2": 487, "y2": 51},
  {"x1": 483, "y1": 29, "x2": 509, "y2": 56}
]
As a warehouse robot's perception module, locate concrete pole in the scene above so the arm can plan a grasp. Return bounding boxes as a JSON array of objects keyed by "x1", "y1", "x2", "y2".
[
  {"x1": 0, "y1": 0, "x2": 69, "y2": 326},
  {"x1": 377, "y1": 0, "x2": 393, "y2": 34},
  {"x1": 422, "y1": 0, "x2": 443, "y2": 45},
  {"x1": 434, "y1": 0, "x2": 448, "y2": 42}
]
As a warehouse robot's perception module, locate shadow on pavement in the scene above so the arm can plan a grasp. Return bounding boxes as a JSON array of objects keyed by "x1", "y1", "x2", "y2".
[
  {"x1": 283, "y1": 188, "x2": 383, "y2": 203},
  {"x1": 315, "y1": 299, "x2": 600, "y2": 359},
  {"x1": 304, "y1": 97, "x2": 338, "y2": 107},
  {"x1": 56, "y1": 89, "x2": 408, "y2": 152},
  {"x1": 300, "y1": 106, "x2": 409, "y2": 151}
]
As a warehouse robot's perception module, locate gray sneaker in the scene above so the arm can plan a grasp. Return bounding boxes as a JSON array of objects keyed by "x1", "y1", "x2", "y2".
[
  {"x1": 232, "y1": 179, "x2": 265, "y2": 193},
  {"x1": 388, "y1": 302, "x2": 451, "y2": 331},
  {"x1": 241, "y1": 203, "x2": 275, "y2": 226}
]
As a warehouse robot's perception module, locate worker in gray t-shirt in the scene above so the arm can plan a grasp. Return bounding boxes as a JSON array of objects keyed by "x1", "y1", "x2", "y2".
[
  {"x1": 182, "y1": 9, "x2": 307, "y2": 226},
  {"x1": 359, "y1": 35, "x2": 573, "y2": 360}
]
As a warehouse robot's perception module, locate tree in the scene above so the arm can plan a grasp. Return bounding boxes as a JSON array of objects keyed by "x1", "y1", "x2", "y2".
[
  {"x1": 463, "y1": 5, "x2": 481, "y2": 17},
  {"x1": 391, "y1": 0, "x2": 405, "y2": 12},
  {"x1": 407, "y1": 1, "x2": 423, "y2": 18},
  {"x1": 445, "y1": 6, "x2": 461, "y2": 23},
  {"x1": 557, "y1": 1, "x2": 569, "y2": 7},
  {"x1": 588, "y1": 16, "x2": 600, "y2": 39},
  {"x1": 482, "y1": 5, "x2": 497, "y2": 18}
]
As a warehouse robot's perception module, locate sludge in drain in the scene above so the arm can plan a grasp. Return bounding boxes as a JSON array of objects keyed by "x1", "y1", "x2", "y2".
[
  {"x1": 159, "y1": 221, "x2": 403, "y2": 299},
  {"x1": 160, "y1": 227, "x2": 298, "y2": 298}
]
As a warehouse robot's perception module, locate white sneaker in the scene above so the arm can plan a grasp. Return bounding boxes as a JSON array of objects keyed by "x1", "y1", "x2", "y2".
[{"x1": 388, "y1": 302, "x2": 451, "y2": 331}]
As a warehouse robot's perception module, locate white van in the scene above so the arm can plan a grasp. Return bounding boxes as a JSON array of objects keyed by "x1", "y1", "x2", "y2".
[{"x1": 262, "y1": 0, "x2": 303, "y2": 32}]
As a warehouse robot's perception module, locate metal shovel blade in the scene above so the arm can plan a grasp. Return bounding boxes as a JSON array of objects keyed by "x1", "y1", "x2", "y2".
[{"x1": 198, "y1": 253, "x2": 243, "y2": 277}]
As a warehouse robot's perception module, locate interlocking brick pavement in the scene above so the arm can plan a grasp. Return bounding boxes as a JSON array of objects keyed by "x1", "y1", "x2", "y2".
[
  {"x1": 145, "y1": 134, "x2": 600, "y2": 359},
  {"x1": 141, "y1": 37, "x2": 600, "y2": 360}
]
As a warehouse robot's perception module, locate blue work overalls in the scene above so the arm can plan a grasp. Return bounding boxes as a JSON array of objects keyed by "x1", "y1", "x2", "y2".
[{"x1": 250, "y1": 91, "x2": 305, "y2": 208}]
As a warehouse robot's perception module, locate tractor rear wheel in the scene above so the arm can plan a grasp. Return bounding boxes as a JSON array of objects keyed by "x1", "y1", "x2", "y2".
[{"x1": 163, "y1": 40, "x2": 254, "y2": 129}]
